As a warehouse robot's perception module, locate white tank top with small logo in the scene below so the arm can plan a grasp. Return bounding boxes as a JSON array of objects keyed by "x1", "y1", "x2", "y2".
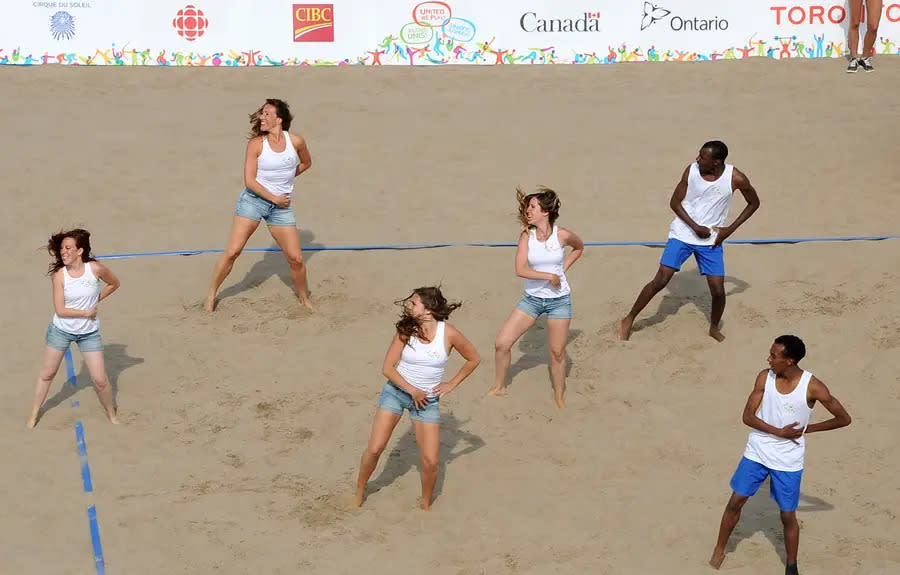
[
  {"x1": 669, "y1": 162, "x2": 735, "y2": 246},
  {"x1": 524, "y1": 225, "x2": 570, "y2": 299},
  {"x1": 396, "y1": 322, "x2": 449, "y2": 396},
  {"x1": 743, "y1": 370, "x2": 814, "y2": 472},
  {"x1": 52, "y1": 262, "x2": 101, "y2": 335},
  {"x1": 255, "y1": 134, "x2": 299, "y2": 198}
]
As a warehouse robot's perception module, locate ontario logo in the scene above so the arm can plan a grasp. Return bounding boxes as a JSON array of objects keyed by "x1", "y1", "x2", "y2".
[
  {"x1": 173, "y1": 5, "x2": 208, "y2": 41},
  {"x1": 641, "y1": 2, "x2": 670, "y2": 30},
  {"x1": 293, "y1": 4, "x2": 334, "y2": 42},
  {"x1": 640, "y1": 1, "x2": 728, "y2": 32}
]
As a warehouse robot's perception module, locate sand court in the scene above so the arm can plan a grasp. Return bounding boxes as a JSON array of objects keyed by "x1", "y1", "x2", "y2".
[{"x1": 2, "y1": 59, "x2": 899, "y2": 574}]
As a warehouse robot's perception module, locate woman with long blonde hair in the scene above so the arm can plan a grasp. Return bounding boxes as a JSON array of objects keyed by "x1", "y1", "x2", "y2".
[{"x1": 488, "y1": 187, "x2": 584, "y2": 408}]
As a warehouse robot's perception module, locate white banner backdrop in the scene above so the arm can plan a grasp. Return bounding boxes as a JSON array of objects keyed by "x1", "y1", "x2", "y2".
[{"x1": 1, "y1": 0, "x2": 898, "y2": 66}]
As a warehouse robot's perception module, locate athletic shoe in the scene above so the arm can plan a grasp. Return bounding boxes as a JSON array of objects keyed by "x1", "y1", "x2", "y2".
[
  {"x1": 859, "y1": 57, "x2": 874, "y2": 72},
  {"x1": 846, "y1": 58, "x2": 859, "y2": 73}
]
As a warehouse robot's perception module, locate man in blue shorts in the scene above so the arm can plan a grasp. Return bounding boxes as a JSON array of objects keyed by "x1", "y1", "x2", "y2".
[
  {"x1": 709, "y1": 335, "x2": 852, "y2": 573},
  {"x1": 618, "y1": 140, "x2": 760, "y2": 342}
]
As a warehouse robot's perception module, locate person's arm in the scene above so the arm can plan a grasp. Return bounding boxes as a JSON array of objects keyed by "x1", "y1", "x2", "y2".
[
  {"x1": 713, "y1": 168, "x2": 761, "y2": 247},
  {"x1": 433, "y1": 324, "x2": 481, "y2": 397},
  {"x1": 381, "y1": 333, "x2": 428, "y2": 407},
  {"x1": 93, "y1": 262, "x2": 120, "y2": 302},
  {"x1": 670, "y1": 165, "x2": 710, "y2": 239},
  {"x1": 243, "y1": 137, "x2": 281, "y2": 203},
  {"x1": 805, "y1": 377, "x2": 852, "y2": 434},
  {"x1": 515, "y1": 231, "x2": 555, "y2": 282},
  {"x1": 52, "y1": 271, "x2": 95, "y2": 319},
  {"x1": 292, "y1": 133, "x2": 312, "y2": 177},
  {"x1": 742, "y1": 369, "x2": 804, "y2": 441},
  {"x1": 558, "y1": 227, "x2": 584, "y2": 272}
]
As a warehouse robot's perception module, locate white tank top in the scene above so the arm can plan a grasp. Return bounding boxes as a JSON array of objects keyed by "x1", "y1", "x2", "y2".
[
  {"x1": 743, "y1": 370, "x2": 814, "y2": 472},
  {"x1": 669, "y1": 162, "x2": 735, "y2": 246},
  {"x1": 254, "y1": 133, "x2": 299, "y2": 198},
  {"x1": 524, "y1": 225, "x2": 570, "y2": 298},
  {"x1": 52, "y1": 262, "x2": 101, "y2": 335},
  {"x1": 396, "y1": 322, "x2": 449, "y2": 396}
]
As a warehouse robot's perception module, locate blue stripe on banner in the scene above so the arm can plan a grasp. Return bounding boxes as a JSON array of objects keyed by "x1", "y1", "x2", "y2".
[
  {"x1": 74, "y1": 421, "x2": 93, "y2": 493},
  {"x1": 91, "y1": 235, "x2": 900, "y2": 260},
  {"x1": 87, "y1": 505, "x2": 106, "y2": 575}
]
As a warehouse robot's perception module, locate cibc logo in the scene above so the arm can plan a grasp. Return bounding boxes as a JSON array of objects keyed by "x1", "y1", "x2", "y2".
[
  {"x1": 293, "y1": 4, "x2": 334, "y2": 42},
  {"x1": 172, "y1": 5, "x2": 208, "y2": 41},
  {"x1": 641, "y1": 1, "x2": 728, "y2": 32}
]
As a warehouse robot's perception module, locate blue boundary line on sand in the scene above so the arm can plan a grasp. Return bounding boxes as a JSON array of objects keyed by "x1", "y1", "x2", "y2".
[
  {"x1": 65, "y1": 349, "x2": 107, "y2": 575},
  {"x1": 92, "y1": 235, "x2": 900, "y2": 260}
]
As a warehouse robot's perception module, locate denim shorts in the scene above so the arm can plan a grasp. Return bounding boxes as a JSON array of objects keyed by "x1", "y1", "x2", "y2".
[
  {"x1": 660, "y1": 237, "x2": 725, "y2": 276},
  {"x1": 377, "y1": 382, "x2": 440, "y2": 424},
  {"x1": 516, "y1": 293, "x2": 572, "y2": 319},
  {"x1": 234, "y1": 188, "x2": 296, "y2": 226},
  {"x1": 46, "y1": 323, "x2": 103, "y2": 352},
  {"x1": 730, "y1": 456, "x2": 803, "y2": 512}
]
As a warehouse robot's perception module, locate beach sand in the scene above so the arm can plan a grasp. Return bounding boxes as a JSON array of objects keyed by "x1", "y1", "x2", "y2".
[{"x1": 1, "y1": 59, "x2": 899, "y2": 574}]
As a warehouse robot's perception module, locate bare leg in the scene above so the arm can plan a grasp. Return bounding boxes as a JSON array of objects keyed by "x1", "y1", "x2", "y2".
[
  {"x1": 28, "y1": 346, "x2": 67, "y2": 428},
  {"x1": 412, "y1": 420, "x2": 440, "y2": 510},
  {"x1": 354, "y1": 408, "x2": 402, "y2": 507},
  {"x1": 489, "y1": 308, "x2": 536, "y2": 396},
  {"x1": 781, "y1": 510, "x2": 800, "y2": 570},
  {"x1": 619, "y1": 265, "x2": 676, "y2": 340},
  {"x1": 546, "y1": 318, "x2": 571, "y2": 408},
  {"x1": 268, "y1": 225, "x2": 313, "y2": 310},
  {"x1": 862, "y1": 0, "x2": 883, "y2": 58},
  {"x1": 204, "y1": 215, "x2": 260, "y2": 311},
  {"x1": 81, "y1": 351, "x2": 118, "y2": 424},
  {"x1": 707, "y1": 275, "x2": 726, "y2": 342},
  {"x1": 848, "y1": 0, "x2": 863, "y2": 58},
  {"x1": 710, "y1": 492, "x2": 749, "y2": 569}
]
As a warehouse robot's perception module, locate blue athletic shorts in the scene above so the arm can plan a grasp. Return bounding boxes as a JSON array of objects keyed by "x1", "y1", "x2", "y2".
[
  {"x1": 730, "y1": 456, "x2": 803, "y2": 512},
  {"x1": 660, "y1": 237, "x2": 724, "y2": 276}
]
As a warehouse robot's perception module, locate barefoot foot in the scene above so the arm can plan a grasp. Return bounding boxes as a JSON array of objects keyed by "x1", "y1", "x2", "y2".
[
  {"x1": 26, "y1": 413, "x2": 39, "y2": 429},
  {"x1": 555, "y1": 395, "x2": 566, "y2": 408},
  {"x1": 709, "y1": 547, "x2": 726, "y2": 569},
  {"x1": 352, "y1": 488, "x2": 365, "y2": 508},
  {"x1": 203, "y1": 295, "x2": 217, "y2": 312},
  {"x1": 299, "y1": 298, "x2": 315, "y2": 312},
  {"x1": 107, "y1": 411, "x2": 120, "y2": 425},
  {"x1": 618, "y1": 317, "x2": 633, "y2": 341},
  {"x1": 487, "y1": 385, "x2": 507, "y2": 397},
  {"x1": 419, "y1": 499, "x2": 432, "y2": 511},
  {"x1": 709, "y1": 326, "x2": 726, "y2": 342}
]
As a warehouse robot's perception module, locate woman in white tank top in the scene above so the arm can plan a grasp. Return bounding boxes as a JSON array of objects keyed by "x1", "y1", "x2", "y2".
[
  {"x1": 28, "y1": 229, "x2": 120, "y2": 428},
  {"x1": 354, "y1": 287, "x2": 481, "y2": 511},
  {"x1": 203, "y1": 98, "x2": 314, "y2": 313},
  {"x1": 488, "y1": 186, "x2": 584, "y2": 408}
]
